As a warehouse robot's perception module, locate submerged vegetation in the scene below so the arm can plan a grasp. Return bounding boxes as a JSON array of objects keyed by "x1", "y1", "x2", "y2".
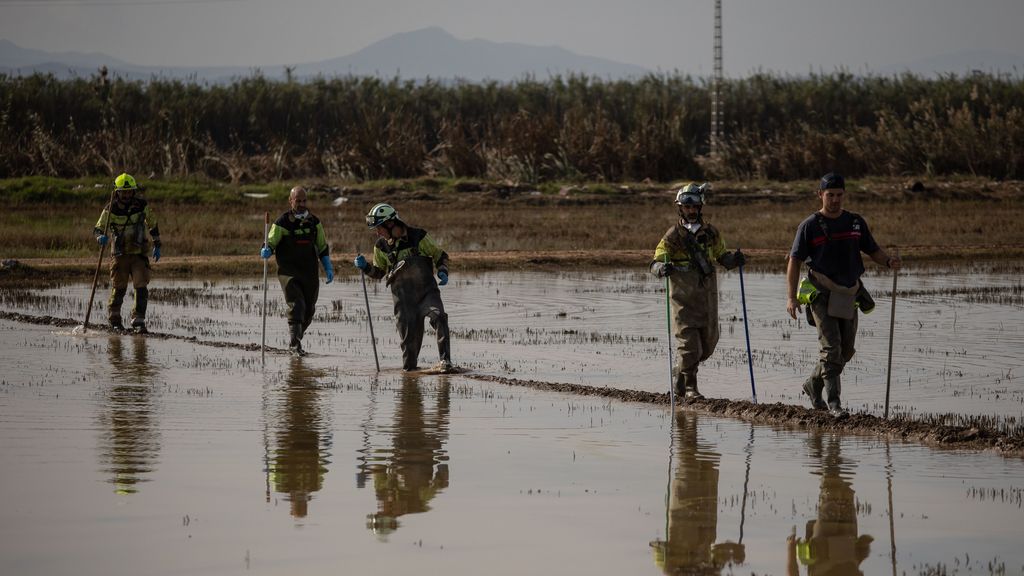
[{"x1": 2, "y1": 71, "x2": 1024, "y2": 182}]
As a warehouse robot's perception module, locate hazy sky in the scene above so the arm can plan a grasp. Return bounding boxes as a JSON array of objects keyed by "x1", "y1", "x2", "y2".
[{"x1": 2, "y1": 0, "x2": 1023, "y2": 75}]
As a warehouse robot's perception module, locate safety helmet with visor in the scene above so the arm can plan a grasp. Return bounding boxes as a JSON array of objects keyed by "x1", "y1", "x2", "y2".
[
  {"x1": 366, "y1": 203, "x2": 399, "y2": 228},
  {"x1": 675, "y1": 182, "x2": 709, "y2": 206}
]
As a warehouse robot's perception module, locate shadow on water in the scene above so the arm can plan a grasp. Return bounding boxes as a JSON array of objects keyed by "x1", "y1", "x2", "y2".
[
  {"x1": 358, "y1": 373, "x2": 451, "y2": 539},
  {"x1": 263, "y1": 357, "x2": 334, "y2": 518},
  {"x1": 98, "y1": 335, "x2": 161, "y2": 495},
  {"x1": 651, "y1": 411, "x2": 745, "y2": 575},
  {"x1": 786, "y1": 432, "x2": 874, "y2": 576}
]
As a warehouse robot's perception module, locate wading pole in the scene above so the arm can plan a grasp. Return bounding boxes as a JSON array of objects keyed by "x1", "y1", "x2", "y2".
[
  {"x1": 360, "y1": 255, "x2": 380, "y2": 372},
  {"x1": 738, "y1": 255, "x2": 757, "y2": 404},
  {"x1": 883, "y1": 248, "x2": 899, "y2": 419},
  {"x1": 82, "y1": 186, "x2": 117, "y2": 332},
  {"x1": 261, "y1": 212, "x2": 269, "y2": 362},
  {"x1": 664, "y1": 255, "x2": 675, "y2": 410}
]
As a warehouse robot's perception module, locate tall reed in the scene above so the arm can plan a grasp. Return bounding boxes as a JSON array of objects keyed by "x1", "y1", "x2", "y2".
[{"x1": 2, "y1": 71, "x2": 1022, "y2": 181}]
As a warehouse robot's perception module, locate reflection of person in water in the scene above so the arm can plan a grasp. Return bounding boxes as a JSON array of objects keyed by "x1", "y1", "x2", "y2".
[
  {"x1": 364, "y1": 374, "x2": 450, "y2": 536},
  {"x1": 651, "y1": 411, "x2": 744, "y2": 575},
  {"x1": 267, "y1": 357, "x2": 332, "y2": 518},
  {"x1": 99, "y1": 336, "x2": 160, "y2": 494},
  {"x1": 787, "y1": 433, "x2": 873, "y2": 576}
]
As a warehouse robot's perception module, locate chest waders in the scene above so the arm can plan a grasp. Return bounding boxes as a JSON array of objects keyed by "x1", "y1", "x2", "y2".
[
  {"x1": 102, "y1": 203, "x2": 155, "y2": 332},
  {"x1": 272, "y1": 214, "x2": 324, "y2": 356},
  {"x1": 665, "y1": 225, "x2": 722, "y2": 401},
  {"x1": 388, "y1": 255, "x2": 450, "y2": 371}
]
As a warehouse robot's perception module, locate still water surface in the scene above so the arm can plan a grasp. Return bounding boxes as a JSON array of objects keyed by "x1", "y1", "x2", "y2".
[{"x1": 1, "y1": 265, "x2": 1023, "y2": 574}]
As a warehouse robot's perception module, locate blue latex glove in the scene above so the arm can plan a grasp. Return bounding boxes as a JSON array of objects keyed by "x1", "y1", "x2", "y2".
[
  {"x1": 97, "y1": 234, "x2": 108, "y2": 246},
  {"x1": 354, "y1": 254, "x2": 368, "y2": 270},
  {"x1": 152, "y1": 245, "x2": 161, "y2": 262},
  {"x1": 320, "y1": 255, "x2": 334, "y2": 284},
  {"x1": 260, "y1": 246, "x2": 272, "y2": 259},
  {"x1": 437, "y1": 270, "x2": 448, "y2": 286}
]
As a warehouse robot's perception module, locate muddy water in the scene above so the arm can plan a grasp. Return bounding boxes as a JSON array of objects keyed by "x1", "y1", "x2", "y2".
[
  {"x1": 1, "y1": 264, "x2": 1023, "y2": 574},
  {"x1": 3, "y1": 263, "x2": 1021, "y2": 421}
]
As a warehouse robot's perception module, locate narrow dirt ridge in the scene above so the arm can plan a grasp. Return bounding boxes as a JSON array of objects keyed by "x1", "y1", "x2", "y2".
[
  {"x1": 4, "y1": 310, "x2": 1021, "y2": 458},
  {"x1": 0, "y1": 310, "x2": 283, "y2": 354},
  {"x1": 461, "y1": 374, "x2": 1024, "y2": 458}
]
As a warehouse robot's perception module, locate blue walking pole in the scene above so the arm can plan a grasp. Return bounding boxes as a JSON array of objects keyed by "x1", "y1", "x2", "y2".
[{"x1": 738, "y1": 255, "x2": 757, "y2": 404}]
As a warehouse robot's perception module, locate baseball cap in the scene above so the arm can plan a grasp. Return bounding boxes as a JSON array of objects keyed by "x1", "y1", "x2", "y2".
[{"x1": 820, "y1": 172, "x2": 845, "y2": 190}]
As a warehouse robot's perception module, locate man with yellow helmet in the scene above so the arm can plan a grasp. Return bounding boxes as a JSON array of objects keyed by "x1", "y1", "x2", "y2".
[
  {"x1": 93, "y1": 173, "x2": 161, "y2": 333},
  {"x1": 651, "y1": 182, "x2": 745, "y2": 401}
]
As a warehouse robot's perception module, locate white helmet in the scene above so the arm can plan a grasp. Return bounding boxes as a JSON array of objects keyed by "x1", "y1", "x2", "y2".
[
  {"x1": 366, "y1": 203, "x2": 398, "y2": 228},
  {"x1": 675, "y1": 182, "x2": 710, "y2": 206}
]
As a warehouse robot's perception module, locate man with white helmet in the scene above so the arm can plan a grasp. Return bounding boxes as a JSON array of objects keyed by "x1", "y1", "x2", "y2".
[
  {"x1": 354, "y1": 203, "x2": 453, "y2": 373},
  {"x1": 650, "y1": 182, "x2": 745, "y2": 401},
  {"x1": 93, "y1": 173, "x2": 161, "y2": 333}
]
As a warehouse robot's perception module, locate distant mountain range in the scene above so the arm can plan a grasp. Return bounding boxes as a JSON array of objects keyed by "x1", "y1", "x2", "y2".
[
  {"x1": 2, "y1": 28, "x2": 1021, "y2": 83},
  {"x1": 0, "y1": 27, "x2": 650, "y2": 83}
]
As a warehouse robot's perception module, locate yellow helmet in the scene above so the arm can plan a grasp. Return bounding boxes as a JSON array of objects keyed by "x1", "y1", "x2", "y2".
[{"x1": 114, "y1": 173, "x2": 138, "y2": 191}]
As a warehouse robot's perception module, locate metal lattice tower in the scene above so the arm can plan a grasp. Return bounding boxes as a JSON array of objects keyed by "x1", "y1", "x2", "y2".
[{"x1": 711, "y1": 0, "x2": 724, "y2": 156}]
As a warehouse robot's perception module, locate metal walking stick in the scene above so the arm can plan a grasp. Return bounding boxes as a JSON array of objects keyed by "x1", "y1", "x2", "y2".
[
  {"x1": 80, "y1": 186, "x2": 117, "y2": 334},
  {"x1": 360, "y1": 254, "x2": 380, "y2": 372},
  {"x1": 738, "y1": 254, "x2": 758, "y2": 404},
  {"x1": 884, "y1": 248, "x2": 900, "y2": 419},
  {"x1": 261, "y1": 212, "x2": 270, "y2": 362}
]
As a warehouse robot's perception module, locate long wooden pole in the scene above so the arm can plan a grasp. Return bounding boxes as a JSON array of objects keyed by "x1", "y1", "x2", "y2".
[
  {"x1": 360, "y1": 256, "x2": 380, "y2": 372},
  {"x1": 82, "y1": 186, "x2": 117, "y2": 331},
  {"x1": 884, "y1": 248, "x2": 900, "y2": 419}
]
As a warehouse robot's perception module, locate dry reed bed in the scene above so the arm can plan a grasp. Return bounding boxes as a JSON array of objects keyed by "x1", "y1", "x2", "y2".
[{"x1": 3, "y1": 72, "x2": 1024, "y2": 182}]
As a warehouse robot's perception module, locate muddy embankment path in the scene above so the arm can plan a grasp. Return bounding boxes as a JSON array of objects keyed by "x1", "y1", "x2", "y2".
[{"x1": 5, "y1": 308, "x2": 1023, "y2": 460}]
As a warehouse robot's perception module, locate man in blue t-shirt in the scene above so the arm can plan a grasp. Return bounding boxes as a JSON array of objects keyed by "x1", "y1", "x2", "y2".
[{"x1": 786, "y1": 173, "x2": 901, "y2": 416}]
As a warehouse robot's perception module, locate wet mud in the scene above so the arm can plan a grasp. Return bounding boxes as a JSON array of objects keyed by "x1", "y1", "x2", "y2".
[
  {"x1": 463, "y1": 374, "x2": 1024, "y2": 458},
  {"x1": 8, "y1": 307, "x2": 1016, "y2": 458},
  {"x1": 0, "y1": 310, "x2": 285, "y2": 354}
]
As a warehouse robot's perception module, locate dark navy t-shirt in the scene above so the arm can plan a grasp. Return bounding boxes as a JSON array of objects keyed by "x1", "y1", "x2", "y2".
[{"x1": 790, "y1": 210, "x2": 880, "y2": 288}]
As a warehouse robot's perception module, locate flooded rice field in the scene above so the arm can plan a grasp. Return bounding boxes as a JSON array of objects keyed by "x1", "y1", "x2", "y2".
[{"x1": 1, "y1": 263, "x2": 1023, "y2": 574}]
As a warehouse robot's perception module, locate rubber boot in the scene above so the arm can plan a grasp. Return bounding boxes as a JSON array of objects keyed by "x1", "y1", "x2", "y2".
[
  {"x1": 109, "y1": 287, "x2": 127, "y2": 330},
  {"x1": 131, "y1": 317, "x2": 148, "y2": 334},
  {"x1": 131, "y1": 287, "x2": 148, "y2": 333},
  {"x1": 802, "y1": 367, "x2": 827, "y2": 410},
  {"x1": 432, "y1": 313, "x2": 453, "y2": 372},
  {"x1": 683, "y1": 373, "x2": 704, "y2": 401},
  {"x1": 288, "y1": 323, "x2": 306, "y2": 357},
  {"x1": 673, "y1": 372, "x2": 686, "y2": 399},
  {"x1": 824, "y1": 376, "x2": 846, "y2": 416}
]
